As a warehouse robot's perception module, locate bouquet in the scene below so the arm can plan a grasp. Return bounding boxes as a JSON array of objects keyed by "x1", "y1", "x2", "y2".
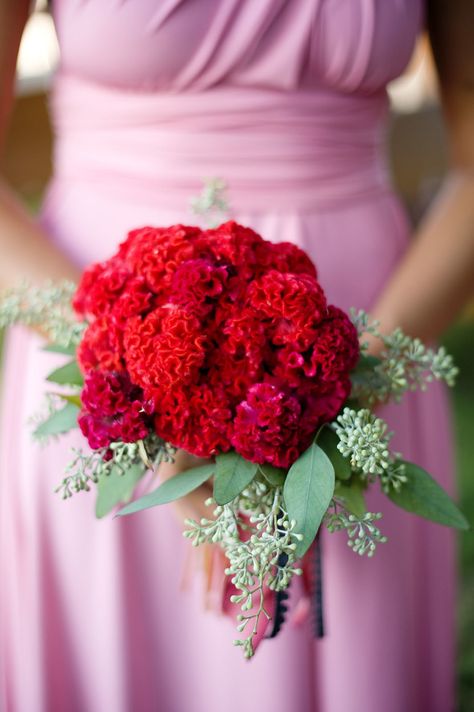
[{"x1": 0, "y1": 212, "x2": 468, "y2": 659}]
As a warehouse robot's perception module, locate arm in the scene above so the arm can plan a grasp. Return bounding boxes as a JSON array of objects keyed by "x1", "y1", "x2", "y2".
[
  {"x1": 369, "y1": 0, "x2": 474, "y2": 344},
  {"x1": 0, "y1": 0, "x2": 79, "y2": 289}
]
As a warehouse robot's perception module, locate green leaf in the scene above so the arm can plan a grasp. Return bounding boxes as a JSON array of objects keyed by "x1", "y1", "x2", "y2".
[
  {"x1": 96, "y1": 463, "x2": 146, "y2": 518},
  {"x1": 56, "y1": 393, "x2": 82, "y2": 408},
  {"x1": 46, "y1": 360, "x2": 84, "y2": 387},
  {"x1": 43, "y1": 343, "x2": 77, "y2": 356},
  {"x1": 350, "y1": 354, "x2": 384, "y2": 391},
  {"x1": 116, "y1": 463, "x2": 215, "y2": 517},
  {"x1": 34, "y1": 402, "x2": 79, "y2": 437},
  {"x1": 387, "y1": 460, "x2": 469, "y2": 531},
  {"x1": 317, "y1": 426, "x2": 352, "y2": 481},
  {"x1": 258, "y1": 463, "x2": 287, "y2": 488},
  {"x1": 213, "y1": 452, "x2": 258, "y2": 505},
  {"x1": 354, "y1": 354, "x2": 382, "y2": 371},
  {"x1": 334, "y1": 480, "x2": 367, "y2": 517},
  {"x1": 283, "y1": 442, "x2": 335, "y2": 558}
]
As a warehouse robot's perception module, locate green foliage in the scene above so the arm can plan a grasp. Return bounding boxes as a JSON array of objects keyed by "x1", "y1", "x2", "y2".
[
  {"x1": 335, "y1": 408, "x2": 392, "y2": 477},
  {"x1": 213, "y1": 452, "x2": 258, "y2": 505},
  {"x1": 0, "y1": 281, "x2": 85, "y2": 347},
  {"x1": 258, "y1": 463, "x2": 287, "y2": 487},
  {"x1": 43, "y1": 343, "x2": 77, "y2": 356},
  {"x1": 46, "y1": 360, "x2": 84, "y2": 387},
  {"x1": 351, "y1": 309, "x2": 458, "y2": 404},
  {"x1": 95, "y1": 463, "x2": 145, "y2": 518},
  {"x1": 387, "y1": 460, "x2": 469, "y2": 530},
  {"x1": 442, "y1": 321, "x2": 474, "y2": 709},
  {"x1": 325, "y1": 505, "x2": 387, "y2": 557},
  {"x1": 283, "y1": 442, "x2": 335, "y2": 558},
  {"x1": 117, "y1": 462, "x2": 215, "y2": 516},
  {"x1": 317, "y1": 425, "x2": 352, "y2": 481},
  {"x1": 334, "y1": 479, "x2": 367, "y2": 518},
  {"x1": 189, "y1": 177, "x2": 230, "y2": 228},
  {"x1": 34, "y1": 401, "x2": 79, "y2": 438},
  {"x1": 57, "y1": 393, "x2": 82, "y2": 408},
  {"x1": 184, "y1": 479, "x2": 301, "y2": 659},
  {"x1": 55, "y1": 435, "x2": 171, "y2": 502}
]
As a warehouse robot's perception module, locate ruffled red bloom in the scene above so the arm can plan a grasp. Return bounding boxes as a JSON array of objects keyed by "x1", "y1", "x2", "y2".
[
  {"x1": 78, "y1": 370, "x2": 151, "y2": 450},
  {"x1": 303, "y1": 306, "x2": 360, "y2": 382},
  {"x1": 203, "y1": 221, "x2": 264, "y2": 278},
  {"x1": 73, "y1": 260, "x2": 131, "y2": 320},
  {"x1": 254, "y1": 241, "x2": 318, "y2": 278},
  {"x1": 124, "y1": 305, "x2": 207, "y2": 395},
  {"x1": 77, "y1": 317, "x2": 124, "y2": 373},
  {"x1": 118, "y1": 225, "x2": 200, "y2": 294},
  {"x1": 248, "y1": 271, "x2": 327, "y2": 350},
  {"x1": 73, "y1": 221, "x2": 359, "y2": 464},
  {"x1": 231, "y1": 383, "x2": 303, "y2": 468},
  {"x1": 154, "y1": 384, "x2": 233, "y2": 458}
]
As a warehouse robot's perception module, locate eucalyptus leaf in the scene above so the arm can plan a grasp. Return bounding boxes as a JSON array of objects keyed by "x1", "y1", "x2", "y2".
[
  {"x1": 334, "y1": 480, "x2": 367, "y2": 518},
  {"x1": 117, "y1": 463, "x2": 215, "y2": 517},
  {"x1": 317, "y1": 426, "x2": 352, "y2": 481},
  {"x1": 46, "y1": 360, "x2": 84, "y2": 387},
  {"x1": 96, "y1": 463, "x2": 146, "y2": 518},
  {"x1": 354, "y1": 354, "x2": 382, "y2": 371},
  {"x1": 387, "y1": 460, "x2": 469, "y2": 530},
  {"x1": 213, "y1": 452, "x2": 258, "y2": 505},
  {"x1": 43, "y1": 343, "x2": 77, "y2": 356},
  {"x1": 283, "y1": 442, "x2": 335, "y2": 558},
  {"x1": 57, "y1": 393, "x2": 82, "y2": 408},
  {"x1": 259, "y1": 463, "x2": 287, "y2": 488},
  {"x1": 34, "y1": 402, "x2": 79, "y2": 438}
]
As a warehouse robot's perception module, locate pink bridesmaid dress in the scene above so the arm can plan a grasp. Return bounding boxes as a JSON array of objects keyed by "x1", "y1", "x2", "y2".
[{"x1": 0, "y1": 1, "x2": 456, "y2": 710}]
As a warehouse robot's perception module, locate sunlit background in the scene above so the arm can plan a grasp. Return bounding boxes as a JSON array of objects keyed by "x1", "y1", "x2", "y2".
[{"x1": 2, "y1": 3, "x2": 473, "y2": 710}]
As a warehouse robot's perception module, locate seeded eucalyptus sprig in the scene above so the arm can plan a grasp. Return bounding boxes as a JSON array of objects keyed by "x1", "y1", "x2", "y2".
[
  {"x1": 325, "y1": 500, "x2": 387, "y2": 557},
  {"x1": 184, "y1": 478, "x2": 302, "y2": 659},
  {"x1": 0, "y1": 280, "x2": 86, "y2": 347},
  {"x1": 350, "y1": 309, "x2": 458, "y2": 405}
]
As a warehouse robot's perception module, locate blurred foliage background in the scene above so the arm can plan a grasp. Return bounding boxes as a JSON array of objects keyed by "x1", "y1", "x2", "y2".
[{"x1": 0, "y1": 5, "x2": 473, "y2": 710}]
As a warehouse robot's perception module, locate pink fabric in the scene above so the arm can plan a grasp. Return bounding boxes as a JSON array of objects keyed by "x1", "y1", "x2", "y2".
[{"x1": 1, "y1": 1, "x2": 457, "y2": 710}]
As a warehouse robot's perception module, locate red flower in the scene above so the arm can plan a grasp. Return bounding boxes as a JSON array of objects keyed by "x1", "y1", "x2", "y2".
[
  {"x1": 303, "y1": 306, "x2": 360, "y2": 382},
  {"x1": 248, "y1": 270, "x2": 327, "y2": 349},
  {"x1": 169, "y1": 258, "x2": 228, "y2": 317},
  {"x1": 73, "y1": 260, "x2": 130, "y2": 319},
  {"x1": 254, "y1": 240, "x2": 317, "y2": 278},
  {"x1": 118, "y1": 225, "x2": 200, "y2": 294},
  {"x1": 73, "y1": 221, "x2": 359, "y2": 465},
  {"x1": 79, "y1": 370, "x2": 151, "y2": 450},
  {"x1": 78, "y1": 317, "x2": 124, "y2": 373},
  {"x1": 231, "y1": 383, "x2": 303, "y2": 468},
  {"x1": 124, "y1": 305, "x2": 207, "y2": 396},
  {"x1": 154, "y1": 384, "x2": 233, "y2": 457}
]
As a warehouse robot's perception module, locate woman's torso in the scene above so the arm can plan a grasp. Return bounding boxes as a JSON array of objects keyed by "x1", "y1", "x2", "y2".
[{"x1": 42, "y1": 0, "x2": 423, "y2": 310}]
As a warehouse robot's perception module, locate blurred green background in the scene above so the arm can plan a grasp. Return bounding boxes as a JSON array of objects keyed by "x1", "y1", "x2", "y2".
[{"x1": 443, "y1": 323, "x2": 474, "y2": 711}]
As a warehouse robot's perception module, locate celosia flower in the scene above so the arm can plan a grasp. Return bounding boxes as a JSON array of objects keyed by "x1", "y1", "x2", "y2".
[
  {"x1": 73, "y1": 221, "x2": 359, "y2": 465},
  {"x1": 231, "y1": 383, "x2": 303, "y2": 468},
  {"x1": 124, "y1": 305, "x2": 207, "y2": 394},
  {"x1": 78, "y1": 370, "x2": 151, "y2": 450}
]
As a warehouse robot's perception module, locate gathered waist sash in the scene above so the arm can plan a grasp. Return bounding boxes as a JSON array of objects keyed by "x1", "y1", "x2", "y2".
[{"x1": 50, "y1": 73, "x2": 392, "y2": 213}]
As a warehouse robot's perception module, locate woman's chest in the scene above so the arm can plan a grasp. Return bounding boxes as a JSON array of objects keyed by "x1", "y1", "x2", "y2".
[{"x1": 52, "y1": 0, "x2": 423, "y2": 93}]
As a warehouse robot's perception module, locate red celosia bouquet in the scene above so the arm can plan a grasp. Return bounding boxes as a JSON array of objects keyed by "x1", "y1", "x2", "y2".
[
  {"x1": 0, "y1": 220, "x2": 467, "y2": 658},
  {"x1": 74, "y1": 221, "x2": 358, "y2": 471}
]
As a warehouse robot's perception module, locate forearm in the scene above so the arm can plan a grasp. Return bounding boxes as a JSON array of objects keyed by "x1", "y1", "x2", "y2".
[
  {"x1": 371, "y1": 170, "x2": 474, "y2": 343},
  {"x1": 0, "y1": 180, "x2": 80, "y2": 288}
]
